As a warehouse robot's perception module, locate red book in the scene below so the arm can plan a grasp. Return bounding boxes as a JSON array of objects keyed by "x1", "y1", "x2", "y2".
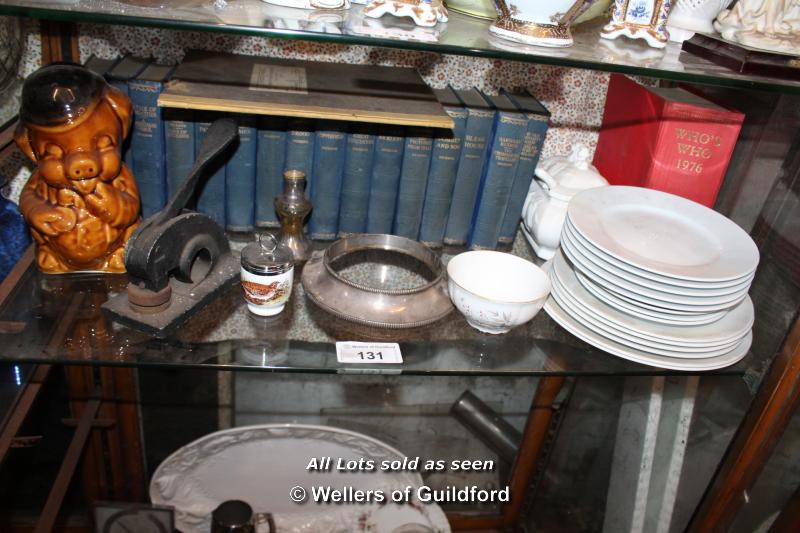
[{"x1": 593, "y1": 74, "x2": 744, "y2": 208}]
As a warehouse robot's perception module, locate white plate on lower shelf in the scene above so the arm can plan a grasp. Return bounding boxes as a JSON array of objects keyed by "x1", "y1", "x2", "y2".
[
  {"x1": 543, "y1": 290, "x2": 752, "y2": 371},
  {"x1": 567, "y1": 186, "x2": 759, "y2": 282},
  {"x1": 149, "y1": 424, "x2": 450, "y2": 533},
  {"x1": 551, "y1": 251, "x2": 754, "y2": 345}
]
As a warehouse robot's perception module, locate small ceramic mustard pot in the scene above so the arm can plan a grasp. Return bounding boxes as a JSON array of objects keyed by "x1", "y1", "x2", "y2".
[{"x1": 15, "y1": 64, "x2": 141, "y2": 274}]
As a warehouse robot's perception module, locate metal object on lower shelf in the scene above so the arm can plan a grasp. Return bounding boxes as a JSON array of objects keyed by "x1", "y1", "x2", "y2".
[
  {"x1": 102, "y1": 119, "x2": 241, "y2": 336},
  {"x1": 301, "y1": 233, "x2": 453, "y2": 329},
  {"x1": 451, "y1": 390, "x2": 521, "y2": 463}
]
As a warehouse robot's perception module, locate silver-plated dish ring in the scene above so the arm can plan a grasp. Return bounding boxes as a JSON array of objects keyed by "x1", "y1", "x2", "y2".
[{"x1": 301, "y1": 234, "x2": 453, "y2": 329}]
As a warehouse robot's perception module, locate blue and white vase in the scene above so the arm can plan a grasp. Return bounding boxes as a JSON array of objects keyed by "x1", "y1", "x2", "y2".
[
  {"x1": 489, "y1": 0, "x2": 597, "y2": 47},
  {"x1": 601, "y1": 0, "x2": 675, "y2": 48}
]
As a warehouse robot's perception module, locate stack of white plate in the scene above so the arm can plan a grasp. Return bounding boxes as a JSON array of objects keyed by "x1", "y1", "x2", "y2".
[{"x1": 543, "y1": 186, "x2": 759, "y2": 371}]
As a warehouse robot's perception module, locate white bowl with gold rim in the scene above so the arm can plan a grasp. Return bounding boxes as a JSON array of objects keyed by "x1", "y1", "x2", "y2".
[{"x1": 447, "y1": 251, "x2": 551, "y2": 334}]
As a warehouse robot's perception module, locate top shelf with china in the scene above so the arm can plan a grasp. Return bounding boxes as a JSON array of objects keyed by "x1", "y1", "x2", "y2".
[{"x1": 1, "y1": 1, "x2": 799, "y2": 94}]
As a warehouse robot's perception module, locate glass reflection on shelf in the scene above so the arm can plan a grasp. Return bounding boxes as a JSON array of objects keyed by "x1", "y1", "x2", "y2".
[
  {"x1": 257, "y1": 1, "x2": 445, "y2": 42},
  {"x1": 263, "y1": 0, "x2": 351, "y2": 10},
  {"x1": 346, "y1": 9, "x2": 443, "y2": 43},
  {"x1": 262, "y1": 4, "x2": 347, "y2": 34},
  {"x1": 596, "y1": 37, "x2": 668, "y2": 67},
  {"x1": 486, "y1": 34, "x2": 574, "y2": 58}
]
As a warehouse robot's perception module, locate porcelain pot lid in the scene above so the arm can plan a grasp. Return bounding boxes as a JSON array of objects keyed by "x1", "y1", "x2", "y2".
[{"x1": 535, "y1": 144, "x2": 608, "y2": 201}]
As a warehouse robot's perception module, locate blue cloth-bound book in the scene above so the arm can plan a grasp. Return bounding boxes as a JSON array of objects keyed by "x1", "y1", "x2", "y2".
[
  {"x1": 468, "y1": 93, "x2": 529, "y2": 250},
  {"x1": 107, "y1": 55, "x2": 150, "y2": 176},
  {"x1": 393, "y1": 127, "x2": 433, "y2": 239},
  {"x1": 367, "y1": 126, "x2": 405, "y2": 233},
  {"x1": 366, "y1": 127, "x2": 405, "y2": 234},
  {"x1": 309, "y1": 120, "x2": 347, "y2": 240},
  {"x1": 338, "y1": 124, "x2": 376, "y2": 236},
  {"x1": 419, "y1": 87, "x2": 467, "y2": 247},
  {"x1": 195, "y1": 112, "x2": 228, "y2": 226},
  {"x1": 164, "y1": 108, "x2": 195, "y2": 201},
  {"x1": 499, "y1": 90, "x2": 551, "y2": 246},
  {"x1": 285, "y1": 118, "x2": 315, "y2": 179},
  {"x1": 225, "y1": 114, "x2": 258, "y2": 232},
  {"x1": 129, "y1": 63, "x2": 174, "y2": 218},
  {"x1": 444, "y1": 88, "x2": 495, "y2": 246},
  {"x1": 255, "y1": 116, "x2": 287, "y2": 228}
]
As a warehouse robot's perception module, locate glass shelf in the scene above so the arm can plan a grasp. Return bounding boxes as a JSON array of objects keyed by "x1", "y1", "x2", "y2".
[
  {"x1": 0, "y1": 248, "x2": 756, "y2": 377},
  {"x1": 1, "y1": 1, "x2": 800, "y2": 94}
]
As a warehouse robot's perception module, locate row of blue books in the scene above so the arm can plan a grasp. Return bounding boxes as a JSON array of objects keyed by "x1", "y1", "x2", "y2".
[{"x1": 90, "y1": 55, "x2": 550, "y2": 249}]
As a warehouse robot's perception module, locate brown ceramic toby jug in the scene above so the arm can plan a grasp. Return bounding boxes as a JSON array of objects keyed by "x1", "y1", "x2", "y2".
[{"x1": 15, "y1": 63, "x2": 141, "y2": 273}]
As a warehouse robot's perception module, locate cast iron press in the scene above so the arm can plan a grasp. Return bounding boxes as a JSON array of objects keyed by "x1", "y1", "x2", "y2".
[{"x1": 103, "y1": 118, "x2": 240, "y2": 335}]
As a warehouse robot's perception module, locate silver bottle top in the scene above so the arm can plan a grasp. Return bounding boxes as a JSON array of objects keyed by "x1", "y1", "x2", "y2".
[{"x1": 241, "y1": 233, "x2": 294, "y2": 276}]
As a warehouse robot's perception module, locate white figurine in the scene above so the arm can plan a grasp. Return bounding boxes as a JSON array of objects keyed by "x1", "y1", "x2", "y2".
[
  {"x1": 362, "y1": 0, "x2": 448, "y2": 28},
  {"x1": 667, "y1": 0, "x2": 733, "y2": 42},
  {"x1": 714, "y1": 0, "x2": 800, "y2": 54}
]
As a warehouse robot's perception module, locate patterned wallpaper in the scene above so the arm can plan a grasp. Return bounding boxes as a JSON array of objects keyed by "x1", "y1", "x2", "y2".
[{"x1": 3, "y1": 17, "x2": 613, "y2": 203}]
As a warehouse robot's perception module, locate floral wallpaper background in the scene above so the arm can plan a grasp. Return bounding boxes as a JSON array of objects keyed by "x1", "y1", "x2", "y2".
[{"x1": 2, "y1": 16, "x2": 612, "y2": 204}]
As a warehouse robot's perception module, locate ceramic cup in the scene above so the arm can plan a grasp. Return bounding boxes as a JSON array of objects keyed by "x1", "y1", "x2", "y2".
[
  {"x1": 489, "y1": 0, "x2": 595, "y2": 47},
  {"x1": 241, "y1": 234, "x2": 295, "y2": 316},
  {"x1": 447, "y1": 251, "x2": 551, "y2": 334}
]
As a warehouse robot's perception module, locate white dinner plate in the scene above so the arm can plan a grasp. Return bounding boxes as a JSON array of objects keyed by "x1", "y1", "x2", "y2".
[
  {"x1": 575, "y1": 270, "x2": 729, "y2": 325},
  {"x1": 550, "y1": 252, "x2": 754, "y2": 345},
  {"x1": 551, "y1": 288, "x2": 745, "y2": 357},
  {"x1": 563, "y1": 216, "x2": 756, "y2": 290},
  {"x1": 561, "y1": 229, "x2": 751, "y2": 306},
  {"x1": 572, "y1": 265, "x2": 747, "y2": 313},
  {"x1": 150, "y1": 424, "x2": 450, "y2": 533},
  {"x1": 549, "y1": 278, "x2": 745, "y2": 357},
  {"x1": 551, "y1": 276, "x2": 747, "y2": 355},
  {"x1": 562, "y1": 222, "x2": 753, "y2": 297},
  {"x1": 568, "y1": 186, "x2": 760, "y2": 282},
  {"x1": 543, "y1": 286, "x2": 753, "y2": 370}
]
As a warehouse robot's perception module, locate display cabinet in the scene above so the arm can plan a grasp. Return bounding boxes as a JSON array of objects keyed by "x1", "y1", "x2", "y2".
[{"x1": 0, "y1": 2, "x2": 798, "y2": 531}]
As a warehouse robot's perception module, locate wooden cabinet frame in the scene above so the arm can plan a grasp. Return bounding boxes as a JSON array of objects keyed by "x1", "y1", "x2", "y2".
[{"x1": 0, "y1": 19, "x2": 798, "y2": 533}]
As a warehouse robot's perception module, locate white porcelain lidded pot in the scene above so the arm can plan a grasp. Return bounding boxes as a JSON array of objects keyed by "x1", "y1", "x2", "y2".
[
  {"x1": 521, "y1": 144, "x2": 608, "y2": 260},
  {"x1": 488, "y1": 0, "x2": 596, "y2": 47}
]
